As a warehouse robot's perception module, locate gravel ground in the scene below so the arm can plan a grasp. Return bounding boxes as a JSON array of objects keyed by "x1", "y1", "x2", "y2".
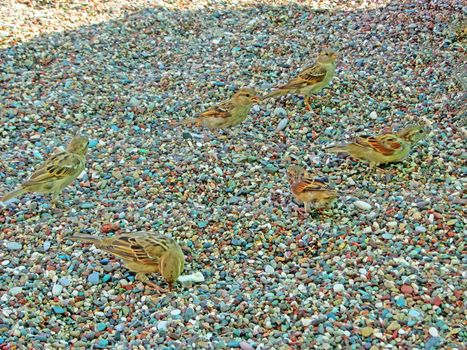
[{"x1": 0, "y1": 0, "x2": 466, "y2": 349}]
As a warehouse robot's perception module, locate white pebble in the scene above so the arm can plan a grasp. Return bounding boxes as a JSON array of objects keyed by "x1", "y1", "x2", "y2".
[
  {"x1": 52, "y1": 284, "x2": 63, "y2": 296},
  {"x1": 170, "y1": 309, "x2": 181, "y2": 316},
  {"x1": 333, "y1": 283, "x2": 345, "y2": 293},
  {"x1": 362, "y1": 227, "x2": 372, "y2": 234},
  {"x1": 178, "y1": 271, "x2": 205, "y2": 283},
  {"x1": 429, "y1": 327, "x2": 439, "y2": 337},
  {"x1": 387, "y1": 221, "x2": 398, "y2": 228},
  {"x1": 369, "y1": 111, "x2": 378, "y2": 119},
  {"x1": 264, "y1": 265, "x2": 275, "y2": 274},
  {"x1": 301, "y1": 318, "x2": 313, "y2": 327},
  {"x1": 273, "y1": 107, "x2": 287, "y2": 117},
  {"x1": 354, "y1": 200, "x2": 372, "y2": 211},
  {"x1": 9, "y1": 287, "x2": 23, "y2": 296}
]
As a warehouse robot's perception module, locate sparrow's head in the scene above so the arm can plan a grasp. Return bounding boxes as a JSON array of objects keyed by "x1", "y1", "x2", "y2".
[
  {"x1": 396, "y1": 124, "x2": 429, "y2": 144},
  {"x1": 317, "y1": 49, "x2": 337, "y2": 64},
  {"x1": 233, "y1": 88, "x2": 259, "y2": 105},
  {"x1": 160, "y1": 248, "x2": 185, "y2": 290},
  {"x1": 67, "y1": 136, "x2": 89, "y2": 155},
  {"x1": 286, "y1": 165, "x2": 306, "y2": 185}
]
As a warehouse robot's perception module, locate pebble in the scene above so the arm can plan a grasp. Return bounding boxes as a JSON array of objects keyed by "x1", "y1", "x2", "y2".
[
  {"x1": 264, "y1": 265, "x2": 275, "y2": 274},
  {"x1": 333, "y1": 283, "x2": 345, "y2": 293},
  {"x1": 9, "y1": 287, "x2": 23, "y2": 296},
  {"x1": 52, "y1": 284, "x2": 63, "y2": 296},
  {"x1": 428, "y1": 327, "x2": 439, "y2": 337},
  {"x1": 353, "y1": 200, "x2": 372, "y2": 211},
  {"x1": 6, "y1": 242, "x2": 22, "y2": 250},
  {"x1": 87, "y1": 272, "x2": 100, "y2": 285},
  {"x1": 276, "y1": 118, "x2": 289, "y2": 131}
]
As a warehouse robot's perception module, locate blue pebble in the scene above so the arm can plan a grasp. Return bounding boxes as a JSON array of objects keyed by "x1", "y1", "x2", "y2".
[
  {"x1": 100, "y1": 258, "x2": 109, "y2": 265},
  {"x1": 59, "y1": 277, "x2": 71, "y2": 287},
  {"x1": 88, "y1": 139, "x2": 98, "y2": 148},
  {"x1": 88, "y1": 272, "x2": 100, "y2": 285},
  {"x1": 214, "y1": 81, "x2": 226, "y2": 86},
  {"x1": 33, "y1": 150, "x2": 43, "y2": 159},
  {"x1": 396, "y1": 296, "x2": 406, "y2": 307},
  {"x1": 43, "y1": 241, "x2": 51, "y2": 251},
  {"x1": 80, "y1": 202, "x2": 94, "y2": 209},
  {"x1": 52, "y1": 306, "x2": 65, "y2": 314},
  {"x1": 110, "y1": 125, "x2": 119, "y2": 132},
  {"x1": 408, "y1": 309, "x2": 421, "y2": 319},
  {"x1": 382, "y1": 233, "x2": 393, "y2": 240},
  {"x1": 231, "y1": 238, "x2": 242, "y2": 246},
  {"x1": 203, "y1": 242, "x2": 212, "y2": 248},
  {"x1": 0, "y1": 337, "x2": 3, "y2": 345},
  {"x1": 425, "y1": 336, "x2": 441, "y2": 349}
]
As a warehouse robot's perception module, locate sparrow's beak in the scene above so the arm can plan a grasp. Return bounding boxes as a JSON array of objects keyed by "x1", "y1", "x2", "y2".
[{"x1": 252, "y1": 96, "x2": 260, "y2": 104}]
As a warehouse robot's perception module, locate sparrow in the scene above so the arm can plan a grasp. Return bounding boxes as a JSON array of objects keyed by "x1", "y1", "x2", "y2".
[
  {"x1": 182, "y1": 88, "x2": 259, "y2": 130},
  {"x1": 262, "y1": 49, "x2": 337, "y2": 111},
  {"x1": 326, "y1": 124, "x2": 429, "y2": 168},
  {"x1": 70, "y1": 232, "x2": 185, "y2": 291},
  {"x1": 287, "y1": 165, "x2": 338, "y2": 213},
  {"x1": 1, "y1": 136, "x2": 89, "y2": 207}
]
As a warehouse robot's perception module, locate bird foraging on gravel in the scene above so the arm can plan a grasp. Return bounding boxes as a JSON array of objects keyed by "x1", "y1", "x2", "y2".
[
  {"x1": 181, "y1": 88, "x2": 259, "y2": 131},
  {"x1": 70, "y1": 232, "x2": 185, "y2": 291},
  {"x1": 1, "y1": 136, "x2": 88, "y2": 207},
  {"x1": 286, "y1": 165, "x2": 338, "y2": 213},
  {"x1": 326, "y1": 124, "x2": 429, "y2": 169},
  {"x1": 262, "y1": 49, "x2": 337, "y2": 111}
]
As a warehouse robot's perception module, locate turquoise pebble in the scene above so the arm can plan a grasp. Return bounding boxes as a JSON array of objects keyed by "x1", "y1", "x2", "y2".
[
  {"x1": 96, "y1": 323, "x2": 107, "y2": 332},
  {"x1": 227, "y1": 340, "x2": 240, "y2": 347},
  {"x1": 197, "y1": 221, "x2": 209, "y2": 228},
  {"x1": 103, "y1": 274, "x2": 111, "y2": 282},
  {"x1": 52, "y1": 306, "x2": 65, "y2": 314},
  {"x1": 88, "y1": 139, "x2": 98, "y2": 148},
  {"x1": 97, "y1": 339, "x2": 109, "y2": 348}
]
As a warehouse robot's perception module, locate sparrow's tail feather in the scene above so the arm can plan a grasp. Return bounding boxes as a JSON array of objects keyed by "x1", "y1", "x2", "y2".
[
  {"x1": 326, "y1": 145, "x2": 348, "y2": 153},
  {"x1": 1, "y1": 188, "x2": 26, "y2": 202},
  {"x1": 261, "y1": 89, "x2": 288, "y2": 100},
  {"x1": 179, "y1": 118, "x2": 199, "y2": 126},
  {"x1": 69, "y1": 234, "x2": 103, "y2": 246}
]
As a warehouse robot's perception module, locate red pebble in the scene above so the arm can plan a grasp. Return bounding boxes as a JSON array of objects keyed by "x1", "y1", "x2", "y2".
[
  {"x1": 431, "y1": 296, "x2": 442, "y2": 306},
  {"x1": 401, "y1": 284, "x2": 413, "y2": 294}
]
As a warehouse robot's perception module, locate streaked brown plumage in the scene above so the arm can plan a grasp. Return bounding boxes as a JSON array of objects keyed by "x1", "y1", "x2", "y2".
[
  {"x1": 182, "y1": 88, "x2": 259, "y2": 130},
  {"x1": 263, "y1": 49, "x2": 337, "y2": 111},
  {"x1": 287, "y1": 166, "x2": 338, "y2": 212},
  {"x1": 1, "y1": 136, "x2": 88, "y2": 207},
  {"x1": 70, "y1": 232, "x2": 185, "y2": 291},
  {"x1": 326, "y1": 124, "x2": 429, "y2": 168}
]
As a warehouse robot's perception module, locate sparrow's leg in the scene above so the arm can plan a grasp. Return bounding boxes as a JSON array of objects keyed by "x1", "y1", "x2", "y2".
[
  {"x1": 304, "y1": 97, "x2": 312, "y2": 111},
  {"x1": 136, "y1": 273, "x2": 167, "y2": 293}
]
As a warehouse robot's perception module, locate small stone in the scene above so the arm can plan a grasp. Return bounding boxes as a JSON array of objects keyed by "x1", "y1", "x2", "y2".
[
  {"x1": 6, "y1": 242, "x2": 22, "y2": 250},
  {"x1": 96, "y1": 322, "x2": 107, "y2": 332},
  {"x1": 87, "y1": 272, "x2": 100, "y2": 285},
  {"x1": 401, "y1": 284, "x2": 413, "y2": 294},
  {"x1": 9, "y1": 287, "x2": 23, "y2": 296},
  {"x1": 265, "y1": 265, "x2": 275, "y2": 274},
  {"x1": 354, "y1": 200, "x2": 372, "y2": 211},
  {"x1": 333, "y1": 283, "x2": 345, "y2": 293},
  {"x1": 239, "y1": 342, "x2": 254, "y2": 350},
  {"x1": 369, "y1": 111, "x2": 377, "y2": 119},
  {"x1": 302, "y1": 318, "x2": 313, "y2": 327},
  {"x1": 43, "y1": 241, "x2": 51, "y2": 251},
  {"x1": 382, "y1": 233, "x2": 393, "y2": 239},
  {"x1": 387, "y1": 321, "x2": 401, "y2": 331},
  {"x1": 276, "y1": 118, "x2": 289, "y2": 131},
  {"x1": 428, "y1": 327, "x2": 439, "y2": 337},
  {"x1": 425, "y1": 337, "x2": 441, "y2": 349},
  {"x1": 157, "y1": 321, "x2": 168, "y2": 332},
  {"x1": 59, "y1": 278, "x2": 71, "y2": 287},
  {"x1": 52, "y1": 306, "x2": 65, "y2": 314},
  {"x1": 361, "y1": 327, "x2": 373, "y2": 337},
  {"x1": 171, "y1": 309, "x2": 181, "y2": 316},
  {"x1": 52, "y1": 284, "x2": 63, "y2": 296},
  {"x1": 273, "y1": 107, "x2": 287, "y2": 117}
]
